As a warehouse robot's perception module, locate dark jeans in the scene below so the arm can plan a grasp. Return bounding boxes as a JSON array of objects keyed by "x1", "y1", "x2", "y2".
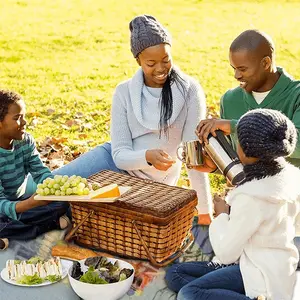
[
  {"x1": 0, "y1": 201, "x2": 69, "y2": 240},
  {"x1": 165, "y1": 261, "x2": 253, "y2": 300}
]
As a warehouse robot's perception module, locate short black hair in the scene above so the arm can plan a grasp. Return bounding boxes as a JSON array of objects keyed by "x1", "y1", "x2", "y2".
[
  {"x1": 230, "y1": 29, "x2": 275, "y2": 60},
  {"x1": 0, "y1": 90, "x2": 23, "y2": 121}
]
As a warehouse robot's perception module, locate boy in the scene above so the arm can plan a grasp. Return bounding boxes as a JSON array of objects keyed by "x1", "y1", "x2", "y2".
[{"x1": 0, "y1": 90, "x2": 69, "y2": 249}]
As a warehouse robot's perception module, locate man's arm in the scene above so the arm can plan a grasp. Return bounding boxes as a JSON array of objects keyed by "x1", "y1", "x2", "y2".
[{"x1": 289, "y1": 103, "x2": 300, "y2": 159}]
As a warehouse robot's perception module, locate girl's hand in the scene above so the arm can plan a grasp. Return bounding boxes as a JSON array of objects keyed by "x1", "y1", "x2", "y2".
[
  {"x1": 146, "y1": 149, "x2": 176, "y2": 171},
  {"x1": 213, "y1": 194, "x2": 230, "y2": 217}
]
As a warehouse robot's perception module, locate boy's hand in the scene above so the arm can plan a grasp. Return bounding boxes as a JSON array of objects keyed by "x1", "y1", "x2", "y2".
[
  {"x1": 146, "y1": 149, "x2": 176, "y2": 171},
  {"x1": 15, "y1": 195, "x2": 51, "y2": 213},
  {"x1": 30, "y1": 198, "x2": 52, "y2": 207}
]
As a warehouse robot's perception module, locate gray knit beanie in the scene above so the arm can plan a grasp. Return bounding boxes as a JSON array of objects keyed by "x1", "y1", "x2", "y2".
[
  {"x1": 237, "y1": 109, "x2": 297, "y2": 159},
  {"x1": 129, "y1": 15, "x2": 171, "y2": 58}
]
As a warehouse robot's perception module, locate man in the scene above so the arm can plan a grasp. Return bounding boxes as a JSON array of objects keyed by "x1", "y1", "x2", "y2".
[
  {"x1": 196, "y1": 29, "x2": 300, "y2": 171},
  {"x1": 195, "y1": 30, "x2": 300, "y2": 271}
]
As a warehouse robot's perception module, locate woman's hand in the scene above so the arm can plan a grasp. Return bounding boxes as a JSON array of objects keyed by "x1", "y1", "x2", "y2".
[
  {"x1": 196, "y1": 118, "x2": 231, "y2": 145},
  {"x1": 146, "y1": 149, "x2": 176, "y2": 171},
  {"x1": 213, "y1": 194, "x2": 230, "y2": 217}
]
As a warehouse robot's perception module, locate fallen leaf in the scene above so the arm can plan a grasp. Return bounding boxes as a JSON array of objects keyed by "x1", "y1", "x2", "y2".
[
  {"x1": 82, "y1": 123, "x2": 93, "y2": 130},
  {"x1": 49, "y1": 158, "x2": 65, "y2": 170},
  {"x1": 47, "y1": 108, "x2": 55, "y2": 115},
  {"x1": 65, "y1": 120, "x2": 76, "y2": 127},
  {"x1": 30, "y1": 117, "x2": 39, "y2": 127},
  {"x1": 74, "y1": 112, "x2": 84, "y2": 118},
  {"x1": 72, "y1": 140, "x2": 88, "y2": 146},
  {"x1": 78, "y1": 133, "x2": 88, "y2": 139},
  {"x1": 61, "y1": 125, "x2": 70, "y2": 130}
]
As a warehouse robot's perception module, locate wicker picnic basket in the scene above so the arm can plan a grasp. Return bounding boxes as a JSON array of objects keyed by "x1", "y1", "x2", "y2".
[{"x1": 65, "y1": 170, "x2": 197, "y2": 267}]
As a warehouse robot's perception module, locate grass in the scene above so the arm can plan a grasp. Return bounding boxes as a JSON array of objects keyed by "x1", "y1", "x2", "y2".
[{"x1": 1, "y1": 0, "x2": 300, "y2": 191}]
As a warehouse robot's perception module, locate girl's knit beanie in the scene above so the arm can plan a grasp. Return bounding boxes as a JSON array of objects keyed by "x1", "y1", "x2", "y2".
[{"x1": 237, "y1": 108, "x2": 297, "y2": 159}]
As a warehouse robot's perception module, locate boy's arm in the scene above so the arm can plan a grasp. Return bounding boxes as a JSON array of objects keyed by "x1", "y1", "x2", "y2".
[
  {"x1": 26, "y1": 134, "x2": 53, "y2": 184},
  {"x1": 0, "y1": 181, "x2": 19, "y2": 220},
  {"x1": 0, "y1": 182, "x2": 47, "y2": 220},
  {"x1": 15, "y1": 194, "x2": 49, "y2": 214}
]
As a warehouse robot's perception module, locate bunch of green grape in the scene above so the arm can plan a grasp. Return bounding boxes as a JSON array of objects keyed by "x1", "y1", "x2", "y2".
[{"x1": 36, "y1": 175, "x2": 90, "y2": 196}]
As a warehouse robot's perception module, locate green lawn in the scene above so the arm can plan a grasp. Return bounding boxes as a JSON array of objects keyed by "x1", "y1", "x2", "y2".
[{"x1": 1, "y1": 0, "x2": 300, "y2": 190}]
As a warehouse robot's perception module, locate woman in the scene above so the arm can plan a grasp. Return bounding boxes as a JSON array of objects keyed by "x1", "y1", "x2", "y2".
[{"x1": 53, "y1": 15, "x2": 212, "y2": 224}]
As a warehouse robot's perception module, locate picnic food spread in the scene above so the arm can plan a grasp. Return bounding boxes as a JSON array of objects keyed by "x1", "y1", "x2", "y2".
[
  {"x1": 70, "y1": 256, "x2": 133, "y2": 284},
  {"x1": 36, "y1": 175, "x2": 120, "y2": 199},
  {"x1": 89, "y1": 183, "x2": 120, "y2": 198},
  {"x1": 5, "y1": 257, "x2": 63, "y2": 285}
]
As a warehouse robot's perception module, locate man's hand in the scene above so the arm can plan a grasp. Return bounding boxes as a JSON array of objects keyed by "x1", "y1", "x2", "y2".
[
  {"x1": 196, "y1": 119, "x2": 231, "y2": 145},
  {"x1": 213, "y1": 194, "x2": 230, "y2": 217},
  {"x1": 146, "y1": 149, "x2": 176, "y2": 171}
]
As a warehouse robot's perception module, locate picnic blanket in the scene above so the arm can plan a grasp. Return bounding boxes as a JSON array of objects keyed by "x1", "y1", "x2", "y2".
[{"x1": 1, "y1": 218, "x2": 299, "y2": 300}]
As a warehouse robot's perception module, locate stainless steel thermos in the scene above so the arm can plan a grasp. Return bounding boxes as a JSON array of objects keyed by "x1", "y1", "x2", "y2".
[{"x1": 204, "y1": 131, "x2": 245, "y2": 185}]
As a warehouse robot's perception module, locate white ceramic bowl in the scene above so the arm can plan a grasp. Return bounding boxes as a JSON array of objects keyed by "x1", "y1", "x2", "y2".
[{"x1": 68, "y1": 257, "x2": 135, "y2": 300}]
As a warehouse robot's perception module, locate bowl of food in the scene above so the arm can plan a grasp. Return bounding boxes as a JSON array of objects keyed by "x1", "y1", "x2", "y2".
[{"x1": 68, "y1": 256, "x2": 134, "y2": 300}]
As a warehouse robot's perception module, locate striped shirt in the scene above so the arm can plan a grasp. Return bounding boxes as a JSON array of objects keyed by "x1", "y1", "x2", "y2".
[{"x1": 0, "y1": 133, "x2": 52, "y2": 220}]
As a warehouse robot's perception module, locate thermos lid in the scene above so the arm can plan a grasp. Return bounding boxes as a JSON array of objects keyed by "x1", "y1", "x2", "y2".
[{"x1": 231, "y1": 172, "x2": 245, "y2": 185}]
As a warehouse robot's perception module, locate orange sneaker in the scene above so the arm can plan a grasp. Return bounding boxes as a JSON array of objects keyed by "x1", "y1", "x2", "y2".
[{"x1": 197, "y1": 213, "x2": 212, "y2": 225}]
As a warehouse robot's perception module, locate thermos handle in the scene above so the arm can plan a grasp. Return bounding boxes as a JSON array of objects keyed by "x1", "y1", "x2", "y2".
[{"x1": 214, "y1": 130, "x2": 239, "y2": 160}]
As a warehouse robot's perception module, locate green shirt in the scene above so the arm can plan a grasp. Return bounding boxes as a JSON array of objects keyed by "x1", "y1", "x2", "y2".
[
  {"x1": 221, "y1": 67, "x2": 300, "y2": 167},
  {"x1": 0, "y1": 133, "x2": 52, "y2": 220}
]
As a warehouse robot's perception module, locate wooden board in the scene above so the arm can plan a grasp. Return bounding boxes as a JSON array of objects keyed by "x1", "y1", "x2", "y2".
[{"x1": 34, "y1": 186, "x2": 131, "y2": 203}]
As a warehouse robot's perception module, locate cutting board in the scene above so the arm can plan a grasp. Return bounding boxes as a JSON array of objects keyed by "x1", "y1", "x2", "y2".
[{"x1": 34, "y1": 186, "x2": 131, "y2": 203}]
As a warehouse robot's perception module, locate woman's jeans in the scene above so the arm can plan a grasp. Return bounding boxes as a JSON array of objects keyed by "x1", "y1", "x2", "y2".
[
  {"x1": 54, "y1": 142, "x2": 125, "y2": 177},
  {"x1": 26, "y1": 142, "x2": 126, "y2": 193},
  {"x1": 165, "y1": 261, "x2": 253, "y2": 300}
]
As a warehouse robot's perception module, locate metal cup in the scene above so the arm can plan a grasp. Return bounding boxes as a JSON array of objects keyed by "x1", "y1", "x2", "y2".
[{"x1": 177, "y1": 140, "x2": 204, "y2": 166}]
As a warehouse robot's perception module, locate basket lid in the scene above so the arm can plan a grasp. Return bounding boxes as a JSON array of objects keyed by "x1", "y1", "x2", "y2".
[{"x1": 88, "y1": 170, "x2": 197, "y2": 218}]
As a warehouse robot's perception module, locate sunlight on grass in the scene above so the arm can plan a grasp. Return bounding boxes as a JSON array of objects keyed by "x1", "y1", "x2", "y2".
[{"x1": 1, "y1": 0, "x2": 300, "y2": 190}]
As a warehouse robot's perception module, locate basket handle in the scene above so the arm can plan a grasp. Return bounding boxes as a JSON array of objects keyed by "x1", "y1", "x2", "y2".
[
  {"x1": 132, "y1": 220, "x2": 194, "y2": 267},
  {"x1": 65, "y1": 210, "x2": 94, "y2": 242}
]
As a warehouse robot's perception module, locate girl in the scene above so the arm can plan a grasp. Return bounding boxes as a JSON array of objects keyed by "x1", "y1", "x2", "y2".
[
  {"x1": 52, "y1": 15, "x2": 212, "y2": 224},
  {"x1": 165, "y1": 108, "x2": 300, "y2": 300}
]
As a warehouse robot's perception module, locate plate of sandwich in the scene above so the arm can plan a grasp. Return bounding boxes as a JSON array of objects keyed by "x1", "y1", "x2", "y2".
[{"x1": 1, "y1": 257, "x2": 72, "y2": 287}]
